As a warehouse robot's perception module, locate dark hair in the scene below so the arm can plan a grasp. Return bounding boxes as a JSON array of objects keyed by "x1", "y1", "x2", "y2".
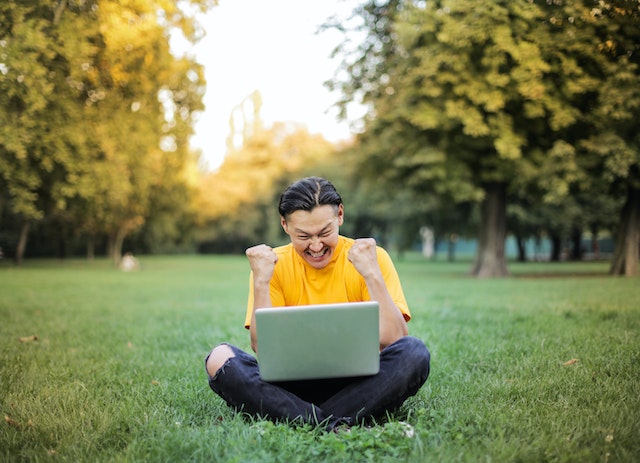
[{"x1": 278, "y1": 177, "x2": 342, "y2": 219}]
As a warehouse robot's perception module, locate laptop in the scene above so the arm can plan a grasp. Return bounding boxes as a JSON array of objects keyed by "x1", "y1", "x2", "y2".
[{"x1": 255, "y1": 301, "x2": 380, "y2": 382}]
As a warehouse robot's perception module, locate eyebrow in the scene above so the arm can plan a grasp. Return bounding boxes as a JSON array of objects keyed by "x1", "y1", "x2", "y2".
[{"x1": 294, "y1": 223, "x2": 334, "y2": 236}]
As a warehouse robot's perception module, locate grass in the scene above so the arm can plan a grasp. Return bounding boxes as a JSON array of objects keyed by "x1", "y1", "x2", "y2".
[{"x1": 1, "y1": 254, "x2": 639, "y2": 462}]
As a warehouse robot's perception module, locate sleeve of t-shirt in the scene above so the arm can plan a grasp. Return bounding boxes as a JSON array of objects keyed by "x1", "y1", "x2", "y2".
[
  {"x1": 244, "y1": 270, "x2": 286, "y2": 329},
  {"x1": 377, "y1": 247, "x2": 412, "y2": 322},
  {"x1": 244, "y1": 272, "x2": 255, "y2": 329}
]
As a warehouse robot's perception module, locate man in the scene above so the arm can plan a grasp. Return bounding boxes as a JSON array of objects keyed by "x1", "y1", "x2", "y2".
[{"x1": 205, "y1": 177, "x2": 430, "y2": 431}]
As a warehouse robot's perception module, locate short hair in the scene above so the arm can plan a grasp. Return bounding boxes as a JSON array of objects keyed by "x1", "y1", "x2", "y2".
[{"x1": 278, "y1": 177, "x2": 342, "y2": 219}]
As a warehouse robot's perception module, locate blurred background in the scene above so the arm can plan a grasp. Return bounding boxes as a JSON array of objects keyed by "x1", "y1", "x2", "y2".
[{"x1": 1, "y1": 0, "x2": 638, "y2": 277}]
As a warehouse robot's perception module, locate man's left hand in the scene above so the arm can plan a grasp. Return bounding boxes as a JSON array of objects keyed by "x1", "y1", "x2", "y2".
[{"x1": 347, "y1": 238, "x2": 381, "y2": 279}]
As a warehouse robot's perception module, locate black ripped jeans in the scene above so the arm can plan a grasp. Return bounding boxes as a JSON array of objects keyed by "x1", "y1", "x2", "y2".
[{"x1": 205, "y1": 336, "x2": 430, "y2": 430}]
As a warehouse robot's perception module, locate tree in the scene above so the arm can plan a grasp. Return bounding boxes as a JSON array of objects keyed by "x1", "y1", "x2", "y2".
[
  {"x1": 328, "y1": 0, "x2": 640, "y2": 276},
  {"x1": 609, "y1": 185, "x2": 639, "y2": 275},
  {"x1": 579, "y1": 1, "x2": 640, "y2": 275},
  {"x1": 72, "y1": 0, "x2": 210, "y2": 264},
  {"x1": 0, "y1": 0, "x2": 114, "y2": 263},
  {"x1": 0, "y1": 0, "x2": 213, "y2": 263}
]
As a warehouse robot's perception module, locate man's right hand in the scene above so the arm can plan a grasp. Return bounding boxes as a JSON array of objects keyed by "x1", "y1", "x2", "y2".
[
  {"x1": 246, "y1": 244, "x2": 277, "y2": 353},
  {"x1": 245, "y1": 244, "x2": 278, "y2": 285}
]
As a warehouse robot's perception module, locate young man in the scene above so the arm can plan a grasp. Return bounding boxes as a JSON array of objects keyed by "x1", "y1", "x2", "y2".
[{"x1": 205, "y1": 177, "x2": 430, "y2": 430}]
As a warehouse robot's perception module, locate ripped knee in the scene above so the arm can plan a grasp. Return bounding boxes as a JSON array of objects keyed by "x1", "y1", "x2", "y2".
[{"x1": 206, "y1": 344, "x2": 235, "y2": 377}]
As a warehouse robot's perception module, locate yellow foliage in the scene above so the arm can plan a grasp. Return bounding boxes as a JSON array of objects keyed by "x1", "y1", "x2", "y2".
[
  {"x1": 194, "y1": 124, "x2": 336, "y2": 223},
  {"x1": 98, "y1": 1, "x2": 164, "y2": 86}
]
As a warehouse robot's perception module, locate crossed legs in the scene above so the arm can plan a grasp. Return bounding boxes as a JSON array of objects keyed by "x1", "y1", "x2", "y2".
[{"x1": 205, "y1": 336, "x2": 430, "y2": 430}]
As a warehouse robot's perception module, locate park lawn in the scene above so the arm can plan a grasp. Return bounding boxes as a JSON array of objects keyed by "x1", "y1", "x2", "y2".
[{"x1": 1, "y1": 255, "x2": 638, "y2": 462}]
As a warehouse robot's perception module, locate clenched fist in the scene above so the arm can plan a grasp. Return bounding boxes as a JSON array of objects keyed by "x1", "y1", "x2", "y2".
[
  {"x1": 246, "y1": 244, "x2": 278, "y2": 285},
  {"x1": 347, "y1": 238, "x2": 381, "y2": 279}
]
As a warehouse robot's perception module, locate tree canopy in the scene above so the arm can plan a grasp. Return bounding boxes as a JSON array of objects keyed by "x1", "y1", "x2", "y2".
[
  {"x1": 0, "y1": 0, "x2": 215, "y2": 263},
  {"x1": 328, "y1": 0, "x2": 640, "y2": 276},
  {"x1": 1, "y1": 0, "x2": 638, "y2": 277}
]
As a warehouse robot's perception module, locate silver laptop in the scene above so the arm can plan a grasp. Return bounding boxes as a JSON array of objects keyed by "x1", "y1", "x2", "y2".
[{"x1": 255, "y1": 301, "x2": 380, "y2": 382}]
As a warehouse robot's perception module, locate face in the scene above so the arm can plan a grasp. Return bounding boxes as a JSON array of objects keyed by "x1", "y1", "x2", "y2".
[{"x1": 281, "y1": 204, "x2": 344, "y2": 269}]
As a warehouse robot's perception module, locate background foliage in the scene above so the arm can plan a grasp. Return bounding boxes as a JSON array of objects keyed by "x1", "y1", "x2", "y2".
[{"x1": 1, "y1": 0, "x2": 639, "y2": 277}]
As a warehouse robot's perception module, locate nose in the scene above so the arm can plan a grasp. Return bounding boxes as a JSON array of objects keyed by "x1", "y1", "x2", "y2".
[{"x1": 309, "y1": 236, "x2": 323, "y2": 252}]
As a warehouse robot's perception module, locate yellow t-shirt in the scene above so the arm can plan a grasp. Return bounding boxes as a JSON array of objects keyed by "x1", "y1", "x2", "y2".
[{"x1": 244, "y1": 235, "x2": 411, "y2": 328}]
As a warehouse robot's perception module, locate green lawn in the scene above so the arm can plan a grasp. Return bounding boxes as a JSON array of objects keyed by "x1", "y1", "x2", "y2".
[{"x1": 1, "y1": 255, "x2": 639, "y2": 462}]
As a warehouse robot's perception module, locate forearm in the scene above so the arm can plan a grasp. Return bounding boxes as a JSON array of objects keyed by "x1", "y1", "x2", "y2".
[
  {"x1": 249, "y1": 281, "x2": 272, "y2": 353},
  {"x1": 364, "y1": 273, "x2": 408, "y2": 349},
  {"x1": 245, "y1": 244, "x2": 278, "y2": 353}
]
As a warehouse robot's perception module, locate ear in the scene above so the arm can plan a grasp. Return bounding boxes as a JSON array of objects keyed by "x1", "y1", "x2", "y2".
[
  {"x1": 337, "y1": 204, "x2": 344, "y2": 226},
  {"x1": 280, "y1": 216, "x2": 288, "y2": 233}
]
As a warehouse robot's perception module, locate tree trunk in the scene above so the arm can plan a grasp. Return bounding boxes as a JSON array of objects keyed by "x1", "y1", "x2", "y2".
[
  {"x1": 107, "y1": 235, "x2": 114, "y2": 262},
  {"x1": 447, "y1": 234, "x2": 457, "y2": 262},
  {"x1": 111, "y1": 224, "x2": 129, "y2": 266},
  {"x1": 570, "y1": 227, "x2": 583, "y2": 261},
  {"x1": 471, "y1": 182, "x2": 509, "y2": 277},
  {"x1": 14, "y1": 221, "x2": 30, "y2": 265},
  {"x1": 590, "y1": 226, "x2": 600, "y2": 260},
  {"x1": 516, "y1": 235, "x2": 527, "y2": 262},
  {"x1": 58, "y1": 238, "x2": 67, "y2": 259},
  {"x1": 550, "y1": 233, "x2": 562, "y2": 262},
  {"x1": 609, "y1": 186, "x2": 640, "y2": 276},
  {"x1": 86, "y1": 235, "x2": 95, "y2": 261}
]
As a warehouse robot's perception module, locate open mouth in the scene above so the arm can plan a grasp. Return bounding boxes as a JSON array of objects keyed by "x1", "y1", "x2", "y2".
[{"x1": 307, "y1": 247, "x2": 329, "y2": 260}]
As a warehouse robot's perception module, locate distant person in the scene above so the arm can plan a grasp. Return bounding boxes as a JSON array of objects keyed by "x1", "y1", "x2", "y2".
[{"x1": 205, "y1": 177, "x2": 430, "y2": 431}]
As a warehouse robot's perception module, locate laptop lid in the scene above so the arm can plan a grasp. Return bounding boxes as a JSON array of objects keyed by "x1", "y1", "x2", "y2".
[{"x1": 255, "y1": 301, "x2": 380, "y2": 382}]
